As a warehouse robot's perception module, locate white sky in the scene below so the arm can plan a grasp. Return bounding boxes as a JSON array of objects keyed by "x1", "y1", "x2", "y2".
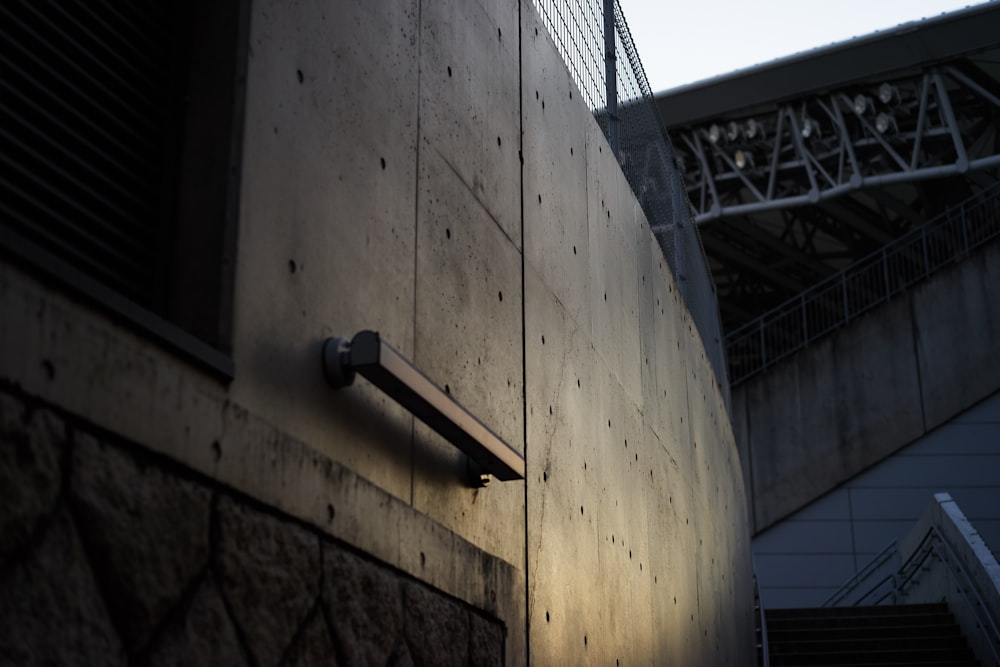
[{"x1": 617, "y1": 0, "x2": 994, "y2": 92}]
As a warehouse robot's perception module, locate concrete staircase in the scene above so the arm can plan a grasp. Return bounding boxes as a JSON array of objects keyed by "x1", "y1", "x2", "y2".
[{"x1": 765, "y1": 603, "x2": 979, "y2": 666}]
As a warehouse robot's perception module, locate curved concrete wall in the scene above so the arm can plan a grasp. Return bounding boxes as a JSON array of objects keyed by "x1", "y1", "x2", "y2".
[{"x1": 0, "y1": 0, "x2": 753, "y2": 663}]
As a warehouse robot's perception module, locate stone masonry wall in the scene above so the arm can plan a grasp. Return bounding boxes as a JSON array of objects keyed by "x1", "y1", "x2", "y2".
[{"x1": 0, "y1": 387, "x2": 504, "y2": 666}]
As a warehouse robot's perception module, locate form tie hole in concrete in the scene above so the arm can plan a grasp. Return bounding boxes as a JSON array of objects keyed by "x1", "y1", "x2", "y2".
[
  {"x1": 612, "y1": 535, "x2": 615, "y2": 543},
  {"x1": 444, "y1": 384, "x2": 450, "y2": 394},
  {"x1": 584, "y1": 635, "x2": 588, "y2": 647},
  {"x1": 288, "y1": 259, "x2": 297, "y2": 274},
  {"x1": 446, "y1": 228, "x2": 451, "y2": 239},
  {"x1": 580, "y1": 505, "x2": 584, "y2": 515},
  {"x1": 604, "y1": 292, "x2": 607, "y2": 301},
  {"x1": 569, "y1": 90, "x2": 572, "y2": 99},
  {"x1": 538, "y1": 194, "x2": 542, "y2": 204},
  {"x1": 548, "y1": 405, "x2": 552, "y2": 415},
  {"x1": 536, "y1": 90, "x2": 539, "y2": 99},
  {"x1": 624, "y1": 439, "x2": 627, "y2": 448},
  {"x1": 608, "y1": 419, "x2": 611, "y2": 428},
  {"x1": 498, "y1": 290, "x2": 503, "y2": 302},
  {"x1": 380, "y1": 157, "x2": 386, "y2": 170},
  {"x1": 543, "y1": 471, "x2": 548, "y2": 482},
  {"x1": 576, "y1": 378, "x2": 580, "y2": 388},
  {"x1": 498, "y1": 28, "x2": 501, "y2": 40},
  {"x1": 296, "y1": 69, "x2": 303, "y2": 83},
  {"x1": 541, "y1": 334, "x2": 545, "y2": 344},
  {"x1": 447, "y1": 66, "x2": 452, "y2": 77},
  {"x1": 546, "y1": 611, "x2": 550, "y2": 622},
  {"x1": 542, "y1": 100, "x2": 545, "y2": 110},
  {"x1": 573, "y1": 245, "x2": 577, "y2": 255},
  {"x1": 420, "y1": 552, "x2": 426, "y2": 568},
  {"x1": 535, "y1": 27, "x2": 538, "y2": 36},
  {"x1": 570, "y1": 147, "x2": 573, "y2": 156},
  {"x1": 497, "y1": 136, "x2": 501, "y2": 147}
]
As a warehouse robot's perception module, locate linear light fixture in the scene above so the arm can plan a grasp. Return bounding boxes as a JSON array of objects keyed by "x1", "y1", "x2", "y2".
[{"x1": 322, "y1": 331, "x2": 526, "y2": 484}]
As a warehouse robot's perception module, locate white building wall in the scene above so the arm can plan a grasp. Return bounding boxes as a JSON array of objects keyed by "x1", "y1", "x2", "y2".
[{"x1": 754, "y1": 390, "x2": 1000, "y2": 608}]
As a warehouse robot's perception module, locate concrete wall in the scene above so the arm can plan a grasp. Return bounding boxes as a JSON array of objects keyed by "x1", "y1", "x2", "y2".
[
  {"x1": 735, "y1": 238, "x2": 1000, "y2": 533},
  {"x1": 0, "y1": 0, "x2": 754, "y2": 664}
]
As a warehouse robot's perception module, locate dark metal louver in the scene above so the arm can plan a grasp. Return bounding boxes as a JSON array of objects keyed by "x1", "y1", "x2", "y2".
[{"x1": 1, "y1": 1, "x2": 181, "y2": 308}]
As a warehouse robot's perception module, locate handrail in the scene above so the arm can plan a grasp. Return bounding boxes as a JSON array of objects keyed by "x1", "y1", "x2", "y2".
[
  {"x1": 823, "y1": 540, "x2": 899, "y2": 607},
  {"x1": 924, "y1": 525, "x2": 1000, "y2": 664},
  {"x1": 753, "y1": 560, "x2": 771, "y2": 667},
  {"x1": 822, "y1": 495, "x2": 1000, "y2": 665},
  {"x1": 727, "y1": 183, "x2": 1000, "y2": 385}
]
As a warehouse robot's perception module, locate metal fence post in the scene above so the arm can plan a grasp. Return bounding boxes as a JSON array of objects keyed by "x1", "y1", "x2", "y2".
[
  {"x1": 800, "y1": 293, "x2": 808, "y2": 349},
  {"x1": 759, "y1": 318, "x2": 767, "y2": 373},
  {"x1": 881, "y1": 247, "x2": 891, "y2": 303},
  {"x1": 959, "y1": 201, "x2": 969, "y2": 255},
  {"x1": 603, "y1": 0, "x2": 619, "y2": 158},
  {"x1": 841, "y1": 271, "x2": 849, "y2": 323}
]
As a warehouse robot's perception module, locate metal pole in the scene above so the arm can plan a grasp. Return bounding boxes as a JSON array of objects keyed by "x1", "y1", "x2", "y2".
[
  {"x1": 881, "y1": 247, "x2": 891, "y2": 303},
  {"x1": 842, "y1": 271, "x2": 849, "y2": 324},
  {"x1": 801, "y1": 293, "x2": 808, "y2": 348},
  {"x1": 604, "y1": 0, "x2": 619, "y2": 157}
]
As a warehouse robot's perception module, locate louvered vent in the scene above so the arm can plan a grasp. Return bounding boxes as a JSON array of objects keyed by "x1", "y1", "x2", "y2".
[{"x1": 1, "y1": 2, "x2": 181, "y2": 308}]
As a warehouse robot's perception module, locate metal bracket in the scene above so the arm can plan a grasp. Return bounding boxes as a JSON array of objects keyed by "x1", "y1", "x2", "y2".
[{"x1": 322, "y1": 331, "x2": 525, "y2": 485}]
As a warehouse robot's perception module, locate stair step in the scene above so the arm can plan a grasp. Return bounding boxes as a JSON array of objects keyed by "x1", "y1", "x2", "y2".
[
  {"x1": 769, "y1": 647, "x2": 976, "y2": 666},
  {"x1": 769, "y1": 634, "x2": 968, "y2": 654},
  {"x1": 767, "y1": 623, "x2": 962, "y2": 642},
  {"x1": 763, "y1": 604, "x2": 978, "y2": 666},
  {"x1": 766, "y1": 612, "x2": 954, "y2": 631},
  {"x1": 767, "y1": 603, "x2": 947, "y2": 619}
]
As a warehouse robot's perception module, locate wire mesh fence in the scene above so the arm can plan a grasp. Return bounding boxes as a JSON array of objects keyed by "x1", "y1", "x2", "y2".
[
  {"x1": 726, "y1": 184, "x2": 1000, "y2": 385},
  {"x1": 532, "y1": 0, "x2": 730, "y2": 403}
]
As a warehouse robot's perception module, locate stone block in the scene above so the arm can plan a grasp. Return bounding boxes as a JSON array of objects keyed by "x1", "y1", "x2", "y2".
[
  {"x1": 282, "y1": 610, "x2": 339, "y2": 667},
  {"x1": 0, "y1": 511, "x2": 125, "y2": 666},
  {"x1": 324, "y1": 546, "x2": 404, "y2": 665},
  {"x1": 0, "y1": 395, "x2": 65, "y2": 562},
  {"x1": 402, "y1": 581, "x2": 470, "y2": 667},
  {"x1": 145, "y1": 573, "x2": 248, "y2": 667},
  {"x1": 215, "y1": 495, "x2": 321, "y2": 667},
  {"x1": 70, "y1": 433, "x2": 211, "y2": 653},
  {"x1": 469, "y1": 611, "x2": 504, "y2": 667}
]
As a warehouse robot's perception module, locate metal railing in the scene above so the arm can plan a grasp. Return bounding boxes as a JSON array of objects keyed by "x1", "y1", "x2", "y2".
[
  {"x1": 823, "y1": 527, "x2": 1000, "y2": 664},
  {"x1": 727, "y1": 184, "x2": 1000, "y2": 385},
  {"x1": 753, "y1": 560, "x2": 771, "y2": 667},
  {"x1": 532, "y1": 0, "x2": 730, "y2": 401},
  {"x1": 823, "y1": 495, "x2": 1000, "y2": 666}
]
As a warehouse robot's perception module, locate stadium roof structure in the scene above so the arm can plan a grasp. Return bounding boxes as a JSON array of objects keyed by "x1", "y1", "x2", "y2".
[{"x1": 654, "y1": 2, "x2": 1000, "y2": 332}]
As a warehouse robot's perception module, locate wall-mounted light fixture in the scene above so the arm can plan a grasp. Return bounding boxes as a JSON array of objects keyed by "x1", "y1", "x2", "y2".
[{"x1": 322, "y1": 331, "x2": 525, "y2": 486}]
